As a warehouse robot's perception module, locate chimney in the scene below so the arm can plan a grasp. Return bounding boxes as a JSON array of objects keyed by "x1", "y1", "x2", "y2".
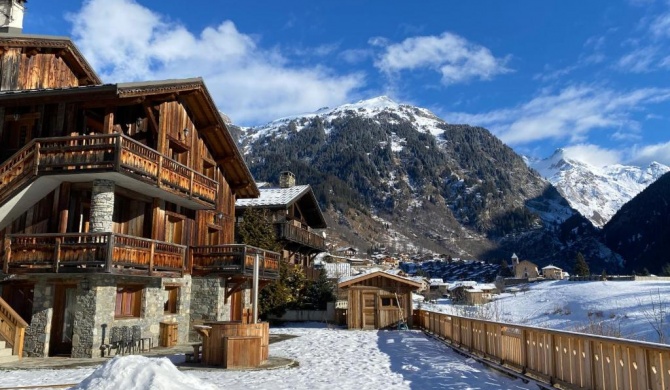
[
  {"x1": 0, "y1": 0, "x2": 26, "y2": 34},
  {"x1": 279, "y1": 171, "x2": 296, "y2": 188}
]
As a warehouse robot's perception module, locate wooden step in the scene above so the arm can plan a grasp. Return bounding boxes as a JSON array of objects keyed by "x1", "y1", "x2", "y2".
[
  {"x1": 0, "y1": 353, "x2": 19, "y2": 364},
  {"x1": 0, "y1": 347, "x2": 13, "y2": 357}
]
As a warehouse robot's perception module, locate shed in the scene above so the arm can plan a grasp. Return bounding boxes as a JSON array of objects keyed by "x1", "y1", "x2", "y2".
[{"x1": 338, "y1": 271, "x2": 422, "y2": 329}]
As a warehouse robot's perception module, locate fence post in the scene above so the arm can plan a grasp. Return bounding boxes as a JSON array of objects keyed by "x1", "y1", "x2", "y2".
[
  {"x1": 149, "y1": 241, "x2": 155, "y2": 276},
  {"x1": 105, "y1": 234, "x2": 114, "y2": 273},
  {"x1": 3, "y1": 235, "x2": 10, "y2": 274},
  {"x1": 53, "y1": 237, "x2": 61, "y2": 273}
]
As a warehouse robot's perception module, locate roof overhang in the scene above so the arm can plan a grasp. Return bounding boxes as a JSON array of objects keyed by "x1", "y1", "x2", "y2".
[
  {"x1": 338, "y1": 271, "x2": 423, "y2": 289},
  {"x1": 0, "y1": 78, "x2": 259, "y2": 198}
]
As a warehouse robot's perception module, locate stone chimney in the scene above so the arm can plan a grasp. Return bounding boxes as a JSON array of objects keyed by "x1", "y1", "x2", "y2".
[
  {"x1": 279, "y1": 171, "x2": 296, "y2": 188},
  {"x1": 0, "y1": 0, "x2": 26, "y2": 34}
]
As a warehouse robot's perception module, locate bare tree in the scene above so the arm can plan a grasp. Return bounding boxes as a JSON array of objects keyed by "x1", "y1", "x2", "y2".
[{"x1": 639, "y1": 289, "x2": 667, "y2": 344}]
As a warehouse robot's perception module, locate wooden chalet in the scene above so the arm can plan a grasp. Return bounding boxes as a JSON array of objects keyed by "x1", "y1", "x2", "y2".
[
  {"x1": 0, "y1": 15, "x2": 278, "y2": 359},
  {"x1": 338, "y1": 271, "x2": 421, "y2": 330},
  {"x1": 235, "y1": 171, "x2": 327, "y2": 268}
]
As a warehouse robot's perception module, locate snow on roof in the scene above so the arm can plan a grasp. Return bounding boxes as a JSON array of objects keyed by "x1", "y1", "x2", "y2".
[
  {"x1": 236, "y1": 185, "x2": 310, "y2": 207},
  {"x1": 338, "y1": 269, "x2": 422, "y2": 288},
  {"x1": 542, "y1": 265, "x2": 562, "y2": 270},
  {"x1": 72, "y1": 355, "x2": 216, "y2": 390},
  {"x1": 478, "y1": 283, "x2": 497, "y2": 290}
]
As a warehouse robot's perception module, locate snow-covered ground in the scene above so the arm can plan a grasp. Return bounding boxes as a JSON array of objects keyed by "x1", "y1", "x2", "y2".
[
  {"x1": 2, "y1": 324, "x2": 534, "y2": 390},
  {"x1": 424, "y1": 279, "x2": 670, "y2": 343}
]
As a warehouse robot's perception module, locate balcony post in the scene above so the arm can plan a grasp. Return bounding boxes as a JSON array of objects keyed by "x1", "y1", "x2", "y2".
[
  {"x1": 252, "y1": 252, "x2": 260, "y2": 324},
  {"x1": 105, "y1": 234, "x2": 114, "y2": 273},
  {"x1": 149, "y1": 241, "x2": 155, "y2": 276},
  {"x1": 53, "y1": 237, "x2": 61, "y2": 273}
]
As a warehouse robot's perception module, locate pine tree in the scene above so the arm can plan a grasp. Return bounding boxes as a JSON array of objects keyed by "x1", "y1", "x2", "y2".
[
  {"x1": 237, "y1": 208, "x2": 280, "y2": 251},
  {"x1": 573, "y1": 252, "x2": 590, "y2": 277},
  {"x1": 304, "y1": 269, "x2": 335, "y2": 310}
]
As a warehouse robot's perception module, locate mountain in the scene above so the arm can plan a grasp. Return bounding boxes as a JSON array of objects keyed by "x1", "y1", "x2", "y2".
[
  {"x1": 238, "y1": 96, "x2": 622, "y2": 271},
  {"x1": 530, "y1": 149, "x2": 669, "y2": 227},
  {"x1": 602, "y1": 172, "x2": 670, "y2": 274}
]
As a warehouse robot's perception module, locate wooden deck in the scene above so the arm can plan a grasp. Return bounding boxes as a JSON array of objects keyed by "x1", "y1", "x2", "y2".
[
  {"x1": 277, "y1": 222, "x2": 326, "y2": 251},
  {"x1": 191, "y1": 245, "x2": 280, "y2": 280},
  {"x1": 0, "y1": 133, "x2": 218, "y2": 209},
  {"x1": 415, "y1": 309, "x2": 670, "y2": 390},
  {"x1": 2, "y1": 233, "x2": 186, "y2": 277}
]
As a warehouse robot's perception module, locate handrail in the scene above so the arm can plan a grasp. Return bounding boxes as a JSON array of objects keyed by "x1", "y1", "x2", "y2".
[
  {"x1": 415, "y1": 309, "x2": 670, "y2": 390},
  {"x1": 5, "y1": 233, "x2": 186, "y2": 276},
  {"x1": 278, "y1": 222, "x2": 326, "y2": 250},
  {"x1": 0, "y1": 133, "x2": 218, "y2": 206},
  {"x1": 0, "y1": 296, "x2": 27, "y2": 358},
  {"x1": 191, "y1": 244, "x2": 280, "y2": 278}
]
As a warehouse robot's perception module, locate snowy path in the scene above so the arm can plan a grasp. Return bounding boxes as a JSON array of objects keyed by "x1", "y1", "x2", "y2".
[{"x1": 1, "y1": 324, "x2": 534, "y2": 390}]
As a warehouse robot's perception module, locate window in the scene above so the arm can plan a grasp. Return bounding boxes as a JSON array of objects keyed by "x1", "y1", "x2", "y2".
[
  {"x1": 381, "y1": 297, "x2": 399, "y2": 307},
  {"x1": 164, "y1": 286, "x2": 179, "y2": 314},
  {"x1": 115, "y1": 285, "x2": 143, "y2": 318},
  {"x1": 165, "y1": 214, "x2": 184, "y2": 245}
]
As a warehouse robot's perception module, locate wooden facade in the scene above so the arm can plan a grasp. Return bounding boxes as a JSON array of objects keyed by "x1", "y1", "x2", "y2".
[
  {"x1": 0, "y1": 34, "x2": 277, "y2": 358},
  {"x1": 338, "y1": 271, "x2": 421, "y2": 330}
]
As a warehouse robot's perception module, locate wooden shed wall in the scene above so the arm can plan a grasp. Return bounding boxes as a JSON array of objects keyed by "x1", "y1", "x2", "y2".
[{"x1": 344, "y1": 276, "x2": 415, "y2": 329}]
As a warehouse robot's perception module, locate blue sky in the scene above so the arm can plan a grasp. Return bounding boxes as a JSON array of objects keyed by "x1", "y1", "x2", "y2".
[{"x1": 19, "y1": 0, "x2": 670, "y2": 166}]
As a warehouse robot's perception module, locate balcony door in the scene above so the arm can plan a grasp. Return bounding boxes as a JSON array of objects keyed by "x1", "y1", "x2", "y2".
[
  {"x1": 165, "y1": 213, "x2": 184, "y2": 245},
  {"x1": 2, "y1": 113, "x2": 38, "y2": 160},
  {"x1": 50, "y1": 284, "x2": 77, "y2": 356}
]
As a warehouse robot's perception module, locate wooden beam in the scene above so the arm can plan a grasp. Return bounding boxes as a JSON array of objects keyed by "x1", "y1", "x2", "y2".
[
  {"x1": 142, "y1": 101, "x2": 160, "y2": 135},
  {"x1": 200, "y1": 125, "x2": 219, "y2": 134},
  {"x1": 102, "y1": 107, "x2": 115, "y2": 134},
  {"x1": 225, "y1": 279, "x2": 247, "y2": 301},
  {"x1": 216, "y1": 155, "x2": 236, "y2": 165},
  {"x1": 230, "y1": 182, "x2": 250, "y2": 191}
]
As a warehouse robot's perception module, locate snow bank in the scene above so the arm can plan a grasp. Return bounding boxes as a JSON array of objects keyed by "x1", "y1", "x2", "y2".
[{"x1": 71, "y1": 355, "x2": 217, "y2": 390}]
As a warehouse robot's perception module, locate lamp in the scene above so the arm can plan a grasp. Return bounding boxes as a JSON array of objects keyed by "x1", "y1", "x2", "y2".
[
  {"x1": 215, "y1": 212, "x2": 224, "y2": 222},
  {"x1": 135, "y1": 117, "x2": 143, "y2": 131},
  {"x1": 183, "y1": 128, "x2": 190, "y2": 138},
  {"x1": 81, "y1": 278, "x2": 90, "y2": 291},
  {"x1": 12, "y1": 113, "x2": 19, "y2": 121}
]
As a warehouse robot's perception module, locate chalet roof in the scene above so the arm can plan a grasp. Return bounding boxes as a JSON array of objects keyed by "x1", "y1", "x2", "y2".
[
  {"x1": 0, "y1": 33, "x2": 100, "y2": 85},
  {"x1": 0, "y1": 78, "x2": 259, "y2": 198},
  {"x1": 542, "y1": 265, "x2": 562, "y2": 270},
  {"x1": 338, "y1": 270, "x2": 423, "y2": 289},
  {"x1": 236, "y1": 184, "x2": 326, "y2": 228}
]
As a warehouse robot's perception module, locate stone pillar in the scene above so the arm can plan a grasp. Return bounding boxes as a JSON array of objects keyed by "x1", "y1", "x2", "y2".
[
  {"x1": 90, "y1": 179, "x2": 115, "y2": 232},
  {"x1": 23, "y1": 279, "x2": 53, "y2": 357}
]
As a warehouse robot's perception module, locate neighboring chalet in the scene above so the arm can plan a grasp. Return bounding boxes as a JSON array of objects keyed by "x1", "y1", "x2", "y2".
[
  {"x1": 334, "y1": 246, "x2": 357, "y2": 258},
  {"x1": 542, "y1": 265, "x2": 564, "y2": 280},
  {"x1": 235, "y1": 171, "x2": 327, "y2": 268},
  {"x1": 0, "y1": 11, "x2": 279, "y2": 359},
  {"x1": 338, "y1": 271, "x2": 421, "y2": 329}
]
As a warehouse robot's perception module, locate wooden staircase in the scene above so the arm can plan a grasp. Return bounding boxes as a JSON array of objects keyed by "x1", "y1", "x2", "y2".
[{"x1": 0, "y1": 296, "x2": 27, "y2": 363}]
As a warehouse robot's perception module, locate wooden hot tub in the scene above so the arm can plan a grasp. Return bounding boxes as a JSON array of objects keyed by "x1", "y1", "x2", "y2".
[{"x1": 195, "y1": 321, "x2": 269, "y2": 368}]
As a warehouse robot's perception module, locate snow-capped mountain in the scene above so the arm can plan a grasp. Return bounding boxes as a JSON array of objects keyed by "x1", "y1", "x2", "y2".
[
  {"x1": 530, "y1": 149, "x2": 670, "y2": 227},
  {"x1": 237, "y1": 96, "x2": 623, "y2": 270}
]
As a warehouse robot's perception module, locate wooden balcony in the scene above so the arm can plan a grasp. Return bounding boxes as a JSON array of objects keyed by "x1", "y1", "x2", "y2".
[
  {"x1": 277, "y1": 222, "x2": 326, "y2": 252},
  {"x1": 191, "y1": 245, "x2": 280, "y2": 280},
  {"x1": 2, "y1": 233, "x2": 186, "y2": 277},
  {"x1": 0, "y1": 133, "x2": 218, "y2": 209}
]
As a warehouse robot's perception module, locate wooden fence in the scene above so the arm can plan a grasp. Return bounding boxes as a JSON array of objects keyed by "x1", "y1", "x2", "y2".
[
  {"x1": 0, "y1": 296, "x2": 27, "y2": 358},
  {"x1": 415, "y1": 309, "x2": 670, "y2": 390}
]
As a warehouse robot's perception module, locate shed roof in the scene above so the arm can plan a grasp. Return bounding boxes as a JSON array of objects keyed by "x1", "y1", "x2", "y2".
[{"x1": 338, "y1": 270, "x2": 422, "y2": 289}]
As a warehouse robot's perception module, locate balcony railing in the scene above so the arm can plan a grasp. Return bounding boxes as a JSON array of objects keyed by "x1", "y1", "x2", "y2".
[
  {"x1": 2, "y1": 233, "x2": 186, "y2": 277},
  {"x1": 191, "y1": 245, "x2": 280, "y2": 280},
  {"x1": 0, "y1": 133, "x2": 218, "y2": 207},
  {"x1": 277, "y1": 222, "x2": 326, "y2": 251}
]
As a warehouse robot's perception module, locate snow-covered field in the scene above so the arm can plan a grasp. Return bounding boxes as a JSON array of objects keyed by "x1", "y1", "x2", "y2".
[
  {"x1": 424, "y1": 279, "x2": 670, "y2": 343},
  {"x1": 2, "y1": 324, "x2": 534, "y2": 390}
]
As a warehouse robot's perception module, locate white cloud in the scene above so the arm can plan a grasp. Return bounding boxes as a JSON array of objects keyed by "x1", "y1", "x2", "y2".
[
  {"x1": 630, "y1": 141, "x2": 670, "y2": 165},
  {"x1": 616, "y1": 46, "x2": 659, "y2": 73},
  {"x1": 562, "y1": 144, "x2": 623, "y2": 167},
  {"x1": 374, "y1": 32, "x2": 511, "y2": 85},
  {"x1": 67, "y1": 0, "x2": 364, "y2": 125},
  {"x1": 444, "y1": 85, "x2": 670, "y2": 145}
]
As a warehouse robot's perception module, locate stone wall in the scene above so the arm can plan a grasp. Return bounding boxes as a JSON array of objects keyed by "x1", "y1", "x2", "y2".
[{"x1": 22, "y1": 279, "x2": 52, "y2": 357}]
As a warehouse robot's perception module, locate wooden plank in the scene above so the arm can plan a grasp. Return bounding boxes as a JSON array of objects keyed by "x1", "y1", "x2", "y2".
[{"x1": 1, "y1": 48, "x2": 21, "y2": 91}]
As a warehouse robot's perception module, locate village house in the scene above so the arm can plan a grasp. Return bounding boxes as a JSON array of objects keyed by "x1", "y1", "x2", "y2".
[
  {"x1": 235, "y1": 171, "x2": 327, "y2": 276},
  {"x1": 0, "y1": 3, "x2": 279, "y2": 360},
  {"x1": 334, "y1": 246, "x2": 358, "y2": 258},
  {"x1": 542, "y1": 265, "x2": 564, "y2": 280},
  {"x1": 511, "y1": 253, "x2": 540, "y2": 279}
]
